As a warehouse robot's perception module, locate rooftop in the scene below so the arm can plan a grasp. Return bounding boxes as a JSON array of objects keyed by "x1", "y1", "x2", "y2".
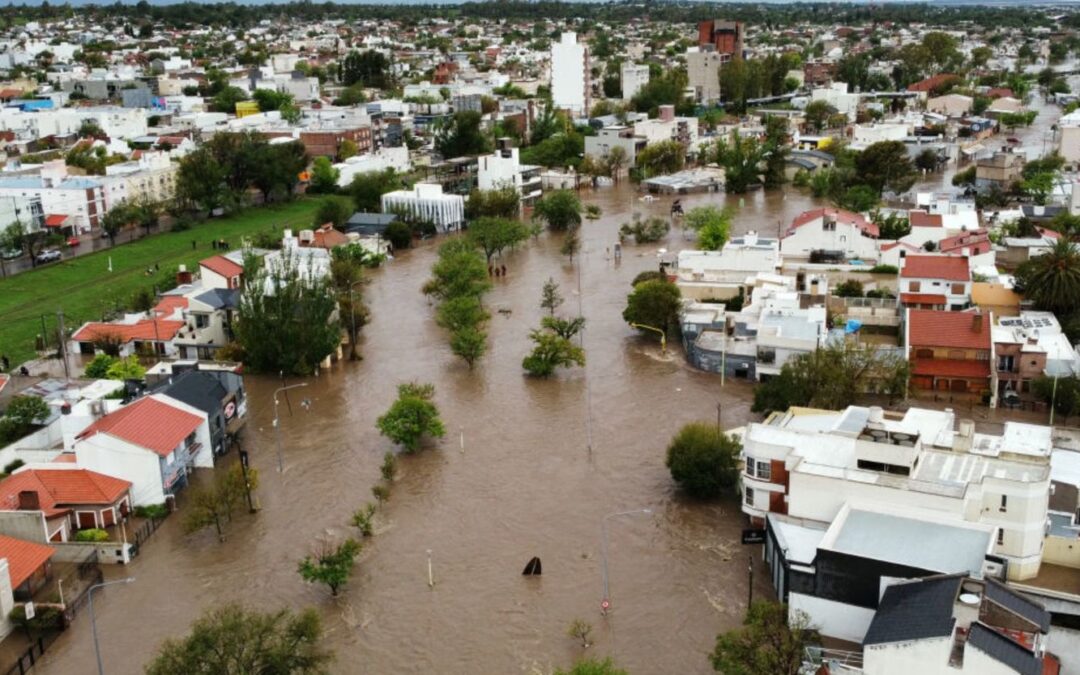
[
  {"x1": 901, "y1": 254, "x2": 970, "y2": 281},
  {"x1": 76, "y1": 395, "x2": 202, "y2": 457},
  {"x1": 908, "y1": 310, "x2": 991, "y2": 350}
]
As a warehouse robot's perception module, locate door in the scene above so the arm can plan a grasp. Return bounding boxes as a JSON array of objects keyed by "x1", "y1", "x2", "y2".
[
  {"x1": 102, "y1": 509, "x2": 115, "y2": 526},
  {"x1": 76, "y1": 512, "x2": 96, "y2": 529}
]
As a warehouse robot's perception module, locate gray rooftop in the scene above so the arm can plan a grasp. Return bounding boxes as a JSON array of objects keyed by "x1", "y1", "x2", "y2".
[
  {"x1": 826, "y1": 510, "x2": 991, "y2": 575},
  {"x1": 863, "y1": 574, "x2": 962, "y2": 646},
  {"x1": 967, "y1": 623, "x2": 1042, "y2": 675}
]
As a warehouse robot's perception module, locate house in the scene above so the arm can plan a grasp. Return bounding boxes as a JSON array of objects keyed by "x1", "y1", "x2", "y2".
[
  {"x1": 780, "y1": 208, "x2": 879, "y2": 262},
  {"x1": 906, "y1": 309, "x2": 993, "y2": 397},
  {"x1": 993, "y1": 312, "x2": 1080, "y2": 400},
  {"x1": 584, "y1": 125, "x2": 645, "y2": 169},
  {"x1": 927, "y1": 93, "x2": 974, "y2": 117},
  {"x1": 297, "y1": 223, "x2": 350, "y2": 250},
  {"x1": 862, "y1": 574, "x2": 1056, "y2": 675},
  {"x1": 0, "y1": 467, "x2": 131, "y2": 538},
  {"x1": 69, "y1": 303, "x2": 185, "y2": 358},
  {"x1": 743, "y1": 404, "x2": 1051, "y2": 584},
  {"x1": 671, "y1": 232, "x2": 781, "y2": 301},
  {"x1": 476, "y1": 140, "x2": 542, "y2": 207},
  {"x1": 899, "y1": 254, "x2": 972, "y2": 311},
  {"x1": 73, "y1": 394, "x2": 212, "y2": 507},
  {"x1": 976, "y1": 151, "x2": 1025, "y2": 192},
  {"x1": 199, "y1": 254, "x2": 245, "y2": 291},
  {"x1": 168, "y1": 284, "x2": 241, "y2": 361},
  {"x1": 765, "y1": 503, "x2": 999, "y2": 642},
  {"x1": 152, "y1": 368, "x2": 246, "y2": 457},
  {"x1": 0, "y1": 534, "x2": 55, "y2": 638}
]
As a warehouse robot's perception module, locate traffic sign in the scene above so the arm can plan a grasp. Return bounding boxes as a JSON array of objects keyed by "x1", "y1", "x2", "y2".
[
  {"x1": 600, "y1": 599, "x2": 610, "y2": 611},
  {"x1": 23, "y1": 602, "x2": 34, "y2": 620}
]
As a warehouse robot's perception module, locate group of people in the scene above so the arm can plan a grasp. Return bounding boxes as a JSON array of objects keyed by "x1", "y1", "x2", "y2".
[{"x1": 488, "y1": 264, "x2": 508, "y2": 278}]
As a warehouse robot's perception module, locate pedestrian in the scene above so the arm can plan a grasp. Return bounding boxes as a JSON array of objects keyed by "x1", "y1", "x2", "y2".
[
  {"x1": 494, "y1": 267, "x2": 501, "y2": 278},
  {"x1": 500, "y1": 264, "x2": 506, "y2": 276},
  {"x1": 1, "y1": 355, "x2": 9, "y2": 371},
  {"x1": 18, "y1": 366, "x2": 28, "y2": 376},
  {"x1": 212, "y1": 240, "x2": 218, "y2": 250}
]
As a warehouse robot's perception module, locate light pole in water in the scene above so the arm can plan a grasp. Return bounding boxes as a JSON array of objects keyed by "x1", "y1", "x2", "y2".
[
  {"x1": 89, "y1": 577, "x2": 135, "y2": 675},
  {"x1": 273, "y1": 382, "x2": 308, "y2": 472},
  {"x1": 600, "y1": 508, "x2": 652, "y2": 615}
]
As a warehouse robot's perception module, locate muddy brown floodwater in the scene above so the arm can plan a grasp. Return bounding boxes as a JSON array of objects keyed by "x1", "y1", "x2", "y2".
[{"x1": 29, "y1": 95, "x2": 1073, "y2": 671}]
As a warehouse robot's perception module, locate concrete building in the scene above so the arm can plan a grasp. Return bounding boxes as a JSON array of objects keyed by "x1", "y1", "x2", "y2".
[
  {"x1": 1058, "y1": 109, "x2": 1080, "y2": 163},
  {"x1": 550, "y1": 32, "x2": 589, "y2": 118},
  {"x1": 381, "y1": 183, "x2": 465, "y2": 232},
  {"x1": 743, "y1": 404, "x2": 1052, "y2": 585},
  {"x1": 476, "y1": 141, "x2": 542, "y2": 206},
  {"x1": 976, "y1": 151, "x2": 1025, "y2": 192},
  {"x1": 687, "y1": 48, "x2": 725, "y2": 104},
  {"x1": 620, "y1": 62, "x2": 650, "y2": 102},
  {"x1": 898, "y1": 254, "x2": 972, "y2": 311},
  {"x1": 780, "y1": 208, "x2": 880, "y2": 262},
  {"x1": 697, "y1": 19, "x2": 744, "y2": 58},
  {"x1": 584, "y1": 125, "x2": 645, "y2": 168},
  {"x1": 0, "y1": 161, "x2": 105, "y2": 233},
  {"x1": 928, "y1": 93, "x2": 974, "y2": 117},
  {"x1": 100, "y1": 150, "x2": 177, "y2": 210}
]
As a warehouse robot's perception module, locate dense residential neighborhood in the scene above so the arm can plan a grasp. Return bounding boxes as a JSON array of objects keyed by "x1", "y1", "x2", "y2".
[{"x1": 2, "y1": 1, "x2": 1080, "y2": 673}]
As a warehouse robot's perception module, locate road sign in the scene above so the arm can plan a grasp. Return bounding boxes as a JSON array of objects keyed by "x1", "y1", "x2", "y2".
[
  {"x1": 23, "y1": 602, "x2": 34, "y2": 620},
  {"x1": 741, "y1": 528, "x2": 766, "y2": 545},
  {"x1": 600, "y1": 599, "x2": 610, "y2": 611}
]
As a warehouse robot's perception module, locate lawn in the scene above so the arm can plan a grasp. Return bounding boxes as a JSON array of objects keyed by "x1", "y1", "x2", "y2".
[{"x1": 0, "y1": 198, "x2": 325, "y2": 366}]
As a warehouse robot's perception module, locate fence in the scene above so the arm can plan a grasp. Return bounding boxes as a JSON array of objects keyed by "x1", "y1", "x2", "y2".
[
  {"x1": 59, "y1": 549, "x2": 103, "y2": 626},
  {"x1": 129, "y1": 515, "x2": 166, "y2": 558},
  {"x1": 3, "y1": 636, "x2": 56, "y2": 675}
]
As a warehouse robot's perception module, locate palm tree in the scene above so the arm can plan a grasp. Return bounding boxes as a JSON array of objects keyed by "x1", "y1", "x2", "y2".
[{"x1": 1015, "y1": 240, "x2": 1080, "y2": 316}]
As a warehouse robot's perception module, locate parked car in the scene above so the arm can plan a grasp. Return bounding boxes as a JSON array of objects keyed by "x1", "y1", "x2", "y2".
[
  {"x1": 35, "y1": 249, "x2": 62, "y2": 264},
  {"x1": 1, "y1": 248, "x2": 21, "y2": 260},
  {"x1": 66, "y1": 236, "x2": 80, "y2": 248}
]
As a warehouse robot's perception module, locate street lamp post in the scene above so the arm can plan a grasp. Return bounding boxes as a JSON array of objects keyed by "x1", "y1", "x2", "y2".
[
  {"x1": 273, "y1": 382, "x2": 308, "y2": 473},
  {"x1": 600, "y1": 508, "x2": 652, "y2": 615},
  {"x1": 629, "y1": 323, "x2": 666, "y2": 356},
  {"x1": 88, "y1": 577, "x2": 135, "y2": 675}
]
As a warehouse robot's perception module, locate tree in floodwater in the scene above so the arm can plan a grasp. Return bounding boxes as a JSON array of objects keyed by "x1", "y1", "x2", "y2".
[{"x1": 298, "y1": 538, "x2": 362, "y2": 596}]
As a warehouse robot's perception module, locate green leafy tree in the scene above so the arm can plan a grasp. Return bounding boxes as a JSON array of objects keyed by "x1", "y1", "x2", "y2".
[
  {"x1": 533, "y1": 190, "x2": 582, "y2": 232},
  {"x1": 105, "y1": 356, "x2": 146, "y2": 381},
  {"x1": 175, "y1": 147, "x2": 227, "y2": 216},
  {"x1": 183, "y1": 465, "x2": 259, "y2": 540},
  {"x1": 450, "y1": 326, "x2": 487, "y2": 369},
  {"x1": 561, "y1": 228, "x2": 581, "y2": 263},
  {"x1": 711, "y1": 601, "x2": 820, "y2": 675},
  {"x1": 84, "y1": 354, "x2": 116, "y2": 378},
  {"x1": 376, "y1": 383, "x2": 446, "y2": 452},
  {"x1": 665, "y1": 422, "x2": 741, "y2": 499},
  {"x1": 635, "y1": 139, "x2": 685, "y2": 177},
  {"x1": 1015, "y1": 240, "x2": 1080, "y2": 316},
  {"x1": 423, "y1": 240, "x2": 492, "y2": 301},
  {"x1": 522, "y1": 329, "x2": 585, "y2": 377},
  {"x1": 873, "y1": 211, "x2": 911, "y2": 240},
  {"x1": 856, "y1": 141, "x2": 916, "y2": 195},
  {"x1": 540, "y1": 277, "x2": 564, "y2": 316},
  {"x1": 554, "y1": 658, "x2": 628, "y2": 675},
  {"x1": 330, "y1": 255, "x2": 370, "y2": 361},
  {"x1": 623, "y1": 279, "x2": 682, "y2": 334},
  {"x1": 467, "y1": 217, "x2": 530, "y2": 264},
  {"x1": 684, "y1": 206, "x2": 732, "y2": 251},
  {"x1": 1032, "y1": 375, "x2": 1080, "y2": 423},
  {"x1": 384, "y1": 221, "x2": 412, "y2": 250},
  {"x1": 309, "y1": 156, "x2": 341, "y2": 195},
  {"x1": 3, "y1": 396, "x2": 49, "y2": 427},
  {"x1": 713, "y1": 132, "x2": 766, "y2": 193},
  {"x1": 298, "y1": 538, "x2": 362, "y2": 597},
  {"x1": 251, "y1": 141, "x2": 307, "y2": 204},
  {"x1": 542, "y1": 315, "x2": 585, "y2": 341},
  {"x1": 314, "y1": 196, "x2": 354, "y2": 229},
  {"x1": 211, "y1": 86, "x2": 248, "y2": 113},
  {"x1": 146, "y1": 604, "x2": 332, "y2": 675},
  {"x1": 349, "y1": 168, "x2": 402, "y2": 213},
  {"x1": 435, "y1": 111, "x2": 491, "y2": 158},
  {"x1": 234, "y1": 255, "x2": 341, "y2": 375},
  {"x1": 803, "y1": 100, "x2": 835, "y2": 133},
  {"x1": 100, "y1": 203, "x2": 135, "y2": 246},
  {"x1": 339, "y1": 50, "x2": 392, "y2": 89},
  {"x1": 436, "y1": 296, "x2": 490, "y2": 332},
  {"x1": 465, "y1": 187, "x2": 520, "y2": 220}
]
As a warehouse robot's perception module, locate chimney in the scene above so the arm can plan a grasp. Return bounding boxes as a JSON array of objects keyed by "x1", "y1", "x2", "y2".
[
  {"x1": 176, "y1": 264, "x2": 192, "y2": 285},
  {"x1": 17, "y1": 490, "x2": 40, "y2": 510},
  {"x1": 659, "y1": 105, "x2": 675, "y2": 122}
]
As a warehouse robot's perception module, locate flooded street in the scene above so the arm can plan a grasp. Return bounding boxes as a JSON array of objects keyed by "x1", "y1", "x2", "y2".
[
  {"x1": 29, "y1": 183, "x2": 824, "y2": 675},
  {"x1": 27, "y1": 98, "x2": 1072, "y2": 673}
]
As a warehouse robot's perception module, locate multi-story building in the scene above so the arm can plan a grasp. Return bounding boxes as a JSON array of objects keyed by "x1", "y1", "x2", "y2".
[
  {"x1": 583, "y1": 125, "x2": 646, "y2": 168},
  {"x1": 101, "y1": 150, "x2": 178, "y2": 210},
  {"x1": 620, "y1": 62, "x2": 650, "y2": 102},
  {"x1": 779, "y1": 207, "x2": 880, "y2": 262},
  {"x1": 687, "y1": 48, "x2": 725, "y2": 104},
  {"x1": 550, "y1": 32, "x2": 589, "y2": 118},
  {"x1": 0, "y1": 161, "x2": 105, "y2": 233},
  {"x1": 993, "y1": 312, "x2": 1080, "y2": 400},
  {"x1": 697, "y1": 19, "x2": 744, "y2": 58},
  {"x1": 899, "y1": 254, "x2": 972, "y2": 311},
  {"x1": 743, "y1": 404, "x2": 1052, "y2": 583},
  {"x1": 906, "y1": 309, "x2": 994, "y2": 397},
  {"x1": 976, "y1": 151, "x2": 1025, "y2": 192},
  {"x1": 476, "y1": 140, "x2": 542, "y2": 207}
]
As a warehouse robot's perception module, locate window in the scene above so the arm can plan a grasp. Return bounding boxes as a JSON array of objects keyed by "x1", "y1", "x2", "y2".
[
  {"x1": 165, "y1": 451, "x2": 175, "y2": 466},
  {"x1": 997, "y1": 529, "x2": 1005, "y2": 546},
  {"x1": 998, "y1": 355, "x2": 1015, "y2": 372},
  {"x1": 822, "y1": 219, "x2": 836, "y2": 232},
  {"x1": 744, "y1": 487, "x2": 755, "y2": 507},
  {"x1": 951, "y1": 283, "x2": 965, "y2": 295},
  {"x1": 1000, "y1": 494, "x2": 1008, "y2": 512},
  {"x1": 745, "y1": 460, "x2": 755, "y2": 478},
  {"x1": 756, "y1": 460, "x2": 771, "y2": 481},
  {"x1": 194, "y1": 313, "x2": 209, "y2": 329},
  {"x1": 909, "y1": 281, "x2": 922, "y2": 292}
]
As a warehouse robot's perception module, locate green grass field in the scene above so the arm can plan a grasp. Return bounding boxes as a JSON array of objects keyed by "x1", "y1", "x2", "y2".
[{"x1": 0, "y1": 199, "x2": 324, "y2": 366}]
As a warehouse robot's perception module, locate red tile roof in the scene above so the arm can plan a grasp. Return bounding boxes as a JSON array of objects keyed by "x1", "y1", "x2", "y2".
[
  {"x1": 199, "y1": 255, "x2": 243, "y2": 279},
  {"x1": 0, "y1": 88, "x2": 22, "y2": 99},
  {"x1": 789, "y1": 208, "x2": 878, "y2": 237},
  {"x1": 911, "y1": 358, "x2": 991, "y2": 378},
  {"x1": 72, "y1": 319, "x2": 185, "y2": 344},
  {"x1": 901, "y1": 254, "x2": 970, "y2": 281},
  {"x1": 901, "y1": 293, "x2": 947, "y2": 305},
  {"x1": 44, "y1": 214, "x2": 69, "y2": 228},
  {"x1": 0, "y1": 534, "x2": 55, "y2": 589},
  {"x1": 939, "y1": 229, "x2": 990, "y2": 255},
  {"x1": 77, "y1": 396, "x2": 202, "y2": 457},
  {"x1": 908, "y1": 210, "x2": 943, "y2": 228},
  {"x1": 908, "y1": 310, "x2": 992, "y2": 350},
  {"x1": 153, "y1": 296, "x2": 188, "y2": 318},
  {"x1": 907, "y1": 74, "x2": 960, "y2": 93},
  {"x1": 0, "y1": 469, "x2": 130, "y2": 515},
  {"x1": 987, "y1": 88, "x2": 1015, "y2": 100}
]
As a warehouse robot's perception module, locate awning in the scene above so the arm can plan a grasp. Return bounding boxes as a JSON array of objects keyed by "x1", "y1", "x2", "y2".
[
  {"x1": 961, "y1": 144, "x2": 984, "y2": 156},
  {"x1": 44, "y1": 214, "x2": 68, "y2": 228}
]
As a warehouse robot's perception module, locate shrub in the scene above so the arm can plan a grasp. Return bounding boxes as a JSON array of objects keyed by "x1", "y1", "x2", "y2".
[
  {"x1": 665, "y1": 423, "x2": 741, "y2": 499},
  {"x1": 84, "y1": 354, "x2": 116, "y2": 378},
  {"x1": 631, "y1": 270, "x2": 667, "y2": 287},
  {"x1": 75, "y1": 528, "x2": 109, "y2": 542},
  {"x1": 833, "y1": 280, "x2": 865, "y2": 298},
  {"x1": 869, "y1": 264, "x2": 898, "y2": 274},
  {"x1": 384, "y1": 221, "x2": 412, "y2": 250},
  {"x1": 2, "y1": 459, "x2": 24, "y2": 474},
  {"x1": 134, "y1": 504, "x2": 169, "y2": 520}
]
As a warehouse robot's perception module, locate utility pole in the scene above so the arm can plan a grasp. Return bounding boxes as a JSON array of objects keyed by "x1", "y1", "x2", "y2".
[
  {"x1": 716, "y1": 400, "x2": 722, "y2": 436},
  {"x1": 56, "y1": 310, "x2": 69, "y2": 382},
  {"x1": 747, "y1": 555, "x2": 754, "y2": 609}
]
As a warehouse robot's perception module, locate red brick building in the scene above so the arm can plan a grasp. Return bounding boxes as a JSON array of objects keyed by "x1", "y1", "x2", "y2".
[
  {"x1": 698, "y1": 20, "x2": 744, "y2": 57},
  {"x1": 906, "y1": 309, "x2": 992, "y2": 395}
]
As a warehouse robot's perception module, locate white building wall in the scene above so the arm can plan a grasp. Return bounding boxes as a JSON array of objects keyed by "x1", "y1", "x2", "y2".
[
  {"x1": 964, "y1": 643, "x2": 1034, "y2": 675},
  {"x1": 780, "y1": 221, "x2": 878, "y2": 260},
  {"x1": 0, "y1": 559, "x2": 13, "y2": 640},
  {"x1": 551, "y1": 32, "x2": 588, "y2": 116},
  {"x1": 862, "y1": 638, "x2": 954, "y2": 675},
  {"x1": 73, "y1": 435, "x2": 165, "y2": 507},
  {"x1": 620, "y1": 63, "x2": 649, "y2": 102},
  {"x1": 788, "y1": 592, "x2": 877, "y2": 643}
]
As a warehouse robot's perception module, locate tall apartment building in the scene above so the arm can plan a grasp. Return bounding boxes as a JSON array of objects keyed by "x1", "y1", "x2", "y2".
[
  {"x1": 697, "y1": 19, "x2": 744, "y2": 58},
  {"x1": 620, "y1": 62, "x2": 650, "y2": 102},
  {"x1": 551, "y1": 32, "x2": 590, "y2": 118},
  {"x1": 687, "y1": 48, "x2": 725, "y2": 103}
]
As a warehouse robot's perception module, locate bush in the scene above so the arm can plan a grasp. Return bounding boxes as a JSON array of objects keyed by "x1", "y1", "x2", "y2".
[
  {"x1": 384, "y1": 221, "x2": 412, "y2": 250},
  {"x1": 665, "y1": 422, "x2": 741, "y2": 499},
  {"x1": 619, "y1": 214, "x2": 670, "y2": 244},
  {"x1": 134, "y1": 504, "x2": 169, "y2": 520},
  {"x1": 2, "y1": 459, "x2": 23, "y2": 474},
  {"x1": 631, "y1": 270, "x2": 667, "y2": 287},
  {"x1": 84, "y1": 354, "x2": 116, "y2": 378},
  {"x1": 869, "y1": 264, "x2": 898, "y2": 274},
  {"x1": 833, "y1": 280, "x2": 864, "y2": 298},
  {"x1": 75, "y1": 528, "x2": 109, "y2": 542}
]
